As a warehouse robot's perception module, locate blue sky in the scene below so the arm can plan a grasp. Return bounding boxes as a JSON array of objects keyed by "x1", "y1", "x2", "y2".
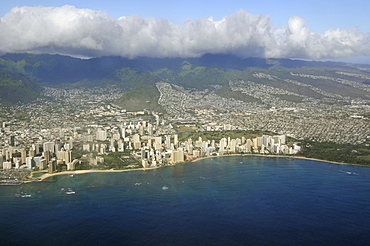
[{"x1": 0, "y1": 1, "x2": 369, "y2": 62}]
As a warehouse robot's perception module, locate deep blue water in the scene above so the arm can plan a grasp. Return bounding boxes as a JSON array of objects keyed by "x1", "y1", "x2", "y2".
[{"x1": 1, "y1": 156, "x2": 370, "y2": 246}]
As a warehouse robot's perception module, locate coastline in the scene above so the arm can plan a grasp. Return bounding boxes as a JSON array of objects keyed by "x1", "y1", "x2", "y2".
[
  {"x1": 31, "y1": 154, "x2": 368, "y2": 182},
  {"x1": 35, "y1": 166, "x2": 162, "y2": 181},
  {"x1": 190, "y1": 153, "x2": 366, "y2": 167}
]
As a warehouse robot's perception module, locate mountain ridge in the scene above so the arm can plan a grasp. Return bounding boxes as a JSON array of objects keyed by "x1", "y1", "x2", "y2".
[{"x1": 0, "y1": 53, "x2": 369, "y2": 107}]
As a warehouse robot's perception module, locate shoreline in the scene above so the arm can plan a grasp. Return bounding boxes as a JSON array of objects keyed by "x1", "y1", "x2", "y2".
[
  {"x1": 31, "y1": 154, "x2": 368, "y2": 182},
  {"x1": 190, "y1": 153, "x2": 367, "y2": 167},
  {"x1": 35, "y1": 166, "x2": 163, "y2": 181}
]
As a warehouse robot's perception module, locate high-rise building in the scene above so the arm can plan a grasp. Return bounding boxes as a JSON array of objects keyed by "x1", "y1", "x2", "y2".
[
  {"x1": 28, "y1": 148, "x2": 35, "y2": 157},
  {"x1": 154, "y1": 136, "x2": 162, "y2": 145},
  {"x1": 257, "y1": 137, "x2": 263, "y2": 147},
  {"x1": 43, "y1": 142, "x2": 55, "y2": 153},
  {"x1": 219, "y1": 138, "x2": 226, "y2": 153},
  {"x1": 112, "y1": 131, "x2": 121, "y2": 140},
  {"x1": 141, "y1": 149, "x2": 147, "y2": 160},
  {"x1": 174, "y1": 134, "x2": 178, "y2": 147},
  {"x1": 165, "y1": 136, "x2": 171, "y2": 149},
  {"x1": 39, "y1": 159, "x2": 47, "y2": 170},
  {"x1": 67, "y1": 160, "x2": 76, "y2": 171},
  {"x1": 269, "y1": 139, "x2": 275, "y2": 152},
  {"x1": 246, "y1": 139, "x2": 253, "y2": 153},
  {"x1": 6, "y1": 147, "x2": 12, "y2": 161},
  {"x1": 48, "y1": 159, "x2": 57, "y2": 173},
  {"x1": 273, "y1": 136, "x2": 281, "y2": 145},
  {"x1": 253, "y1": 138, "x2": 258, "y2": 151},
  {"x1": 262, "y1": 135, "x2": 270, "y2": 148},
  {"x1": 96, "y1": 129, "x2": 107, "y2": 141},
  {"x1": 260, "y1": 144, "x2": 265, "y2": 154},
  {"x1": 139, "y1": 125, "x2": 145, "y2": 135},
  {"x1": 132, "y1": 134, "x2": 140, "y2": 143},
  {"x1": 188, "y1": 145, "x2": 193, "y2": 155},
  {"x1": 10, "y1": 136, "x2": 15, "y2": 146},
  {"x1": 69, "y1": 138, "x2": 74, "y2": 150},
  {"x1": 26, "y1": 157, "x2": 34, "y2": 169},
  {"x1": 211, "y1": 140, "x2": 215, "y2": 148},
  {"x1": 83, "y1": 144, "x2": 90, "y2": 152},
  {"x1": 14, "y1": 160, "x2": 20, "y2": 169},
  {"x1": 21, "y1": 149, "x2": 27, "y2": 164},
  {"x1": 280, "y1": 135, "x2": 286, "y2": 145},
  {"x1": 148, "y1": 124, "x2": 153, "y2": 135},
  {"x1": 33, "y1": 156, "x2": 43, "y2": 167},
  {"x1": 33, "y1": 144, "x2": 40, "y2": 155},
  {"x1": 110, "y1": 139, "x2": 115, "y2": 151},
  {"x1": 178, "y1": 148, "x2": 184, "y2": 162},
  {"x1": 64, "y1": 150, "x2": 72, "y2": 164},
  {"x1": 100, "y1": 144, "x2": 107, "y2": 154},
  {"x1": 147, "y1": 138, "x2": 152, "y2": 148},
  {"x1": 43, "y1": 151, "x2": 51, "y2": 163},
  {"x1": 64, "y1": 143, "x2": 71, "y2": 151},
  {"x1": 155, "y1": 115, "x2": 160, "y2": 125},
  {"x1": 56, "y1": 150, "x2": 64, "y2": 161},
  {"x1": 133, "y1": 141, "x2": 141, "y2": 149},
  {"x1": 154, "y1": 136, "x2": 162, "y2": 151},
  {"x1": 3, "y1": 161, "x2": 12, "y2": 169},
  {"x1": 117, "y1": 140, "x2": 124, "y2": 152},
  {"x1": 171, "y1": 148, "x2": 184, "y2": 163},
  {"x1": 230, "y1": 139, "x2": 236, "y2": 152}
]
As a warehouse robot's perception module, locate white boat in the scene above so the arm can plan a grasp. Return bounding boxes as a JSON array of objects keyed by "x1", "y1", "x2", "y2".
[
  {"x1": 65, "y1": 188, "x2": 75, "y2": 194},
  {"x1": 15, "y1": 192, "x2": 31, "y2": 198}
]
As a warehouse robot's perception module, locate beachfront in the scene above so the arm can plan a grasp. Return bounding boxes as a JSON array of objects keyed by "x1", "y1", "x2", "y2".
[{"x1": 30, "y1": 154, "x2": 364, "y2": 183}]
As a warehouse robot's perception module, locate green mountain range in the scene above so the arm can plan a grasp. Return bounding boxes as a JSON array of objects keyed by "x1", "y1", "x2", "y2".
[
  {"x1": 0, "y1": 53, "x2": 369, "y2": 108},
  {"x1": 0, "y1": 68, "x2": 41, "y2": 105}
]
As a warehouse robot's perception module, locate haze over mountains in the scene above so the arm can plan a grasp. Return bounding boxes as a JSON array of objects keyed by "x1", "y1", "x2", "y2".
[{"x1": 0, "y1": 53, "x2": 369, "y2": 112}]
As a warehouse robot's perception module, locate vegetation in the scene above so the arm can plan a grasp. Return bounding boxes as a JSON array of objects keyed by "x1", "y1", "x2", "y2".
[
  {"x1": 0, "y1": 68, "x2": 41, "y2": 105},
  {"x1": 299, "y1": 140, "x2": 370, "y2": 166},
  {"x1": 178, "y1": 130, "x2": 276, "y2": 142},
  {"x1": 1, "y1": 53, "x2": 370, "y2": 106},
  {"x1": 102, "y1": 152, "x2": 140, "y2": 169},
  {"x1": 216, "y1": 83, "x2": 262, "y2": 103},
  {"x1": 115, "y1": 83, "x2": 164, "y2": 112}
]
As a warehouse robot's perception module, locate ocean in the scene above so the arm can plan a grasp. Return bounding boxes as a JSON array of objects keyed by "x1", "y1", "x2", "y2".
[{"x1": 1, "y1": 155, "x2": 370, "y2": 245}]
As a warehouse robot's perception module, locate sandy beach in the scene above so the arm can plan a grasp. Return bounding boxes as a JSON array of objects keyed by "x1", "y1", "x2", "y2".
[
  {"x1": 190, "y1": 153, "x2": 362, "y2": 166},
  {"x1": 32, "y1": 154, "x2": 367, "y2": 182},
  {"x1": 34, "y1": 166, "x2": 161, "y2": 181}
]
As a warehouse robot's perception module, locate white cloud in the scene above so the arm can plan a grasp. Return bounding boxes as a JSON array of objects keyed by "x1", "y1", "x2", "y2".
[{"x1": 0, "y1": 5, "x2": 369, "y2": 59}]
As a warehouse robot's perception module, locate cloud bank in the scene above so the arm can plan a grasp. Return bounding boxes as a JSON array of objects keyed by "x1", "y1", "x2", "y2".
[{"x1": 0, "y1": 5, "x2": 369, "y2": 59}]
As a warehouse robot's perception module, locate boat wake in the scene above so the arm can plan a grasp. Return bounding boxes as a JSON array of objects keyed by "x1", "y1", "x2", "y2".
[{"x1": 339, "y1": 170, "x2": 359, "y2": 175}]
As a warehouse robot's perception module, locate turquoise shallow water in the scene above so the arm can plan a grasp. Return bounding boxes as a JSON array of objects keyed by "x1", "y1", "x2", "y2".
[{"x1": 1, "y1": 156, "x2": 370, "y2": 245}]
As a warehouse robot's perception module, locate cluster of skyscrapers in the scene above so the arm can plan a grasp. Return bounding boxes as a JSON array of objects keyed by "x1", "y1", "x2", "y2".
[{"x1": 1, "y1": 118, "x2": 300, "y2": 173}]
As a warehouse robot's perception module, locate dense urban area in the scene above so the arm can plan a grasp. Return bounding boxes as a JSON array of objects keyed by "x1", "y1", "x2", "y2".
[{"x1": 1, "y1": 68, "x2": 370, "y2": 184}]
